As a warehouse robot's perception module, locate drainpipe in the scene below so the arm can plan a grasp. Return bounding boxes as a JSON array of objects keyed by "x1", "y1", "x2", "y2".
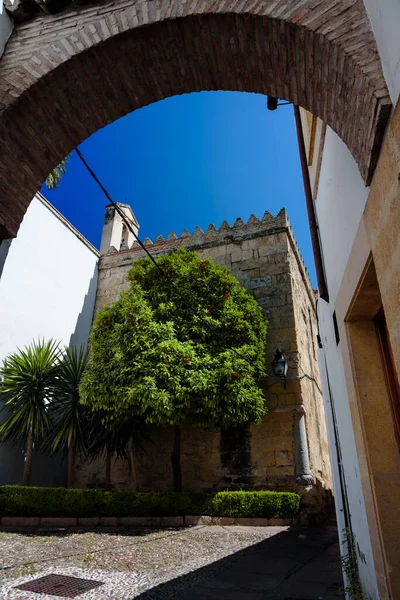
[
  {"x1": 293, "y1": 407, "x2": 314, "y2": 485},
  {"x1": 293, "y1": 105, "x2": 329, "y2": 303},
  {"x1": 273, "y1": 405, "x2": 314, "y2": 485}
]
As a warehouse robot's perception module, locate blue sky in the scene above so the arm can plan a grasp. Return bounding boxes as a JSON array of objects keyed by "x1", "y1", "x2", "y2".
[{"x1": 41, "y1": 91, "x2": 316, "y2": 285}]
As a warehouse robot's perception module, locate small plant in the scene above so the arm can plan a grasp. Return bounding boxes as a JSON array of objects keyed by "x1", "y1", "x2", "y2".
[
  {"x1": 19, "y1": 561, "x2": 37, "y2": 577},
  {"x1": 341, "y1": 529, "x2": 370, "y2": 600},
  {"x1": 82, "y1": 552, "x2": 93, "y2": 565}
]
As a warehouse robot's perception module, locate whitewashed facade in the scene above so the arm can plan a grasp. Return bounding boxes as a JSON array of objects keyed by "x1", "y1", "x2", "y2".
[
  {"x1": 0, "y1": 193, "x2": 100, "y2": 486},
  {"x1": 300, "y1": 2, "x2": 400, "y2": 597}
]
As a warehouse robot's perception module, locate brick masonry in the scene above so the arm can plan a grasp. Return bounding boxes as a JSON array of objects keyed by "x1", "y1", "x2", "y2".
[
  {"x1": 74, "y1": 208, "x2": 333, "y2": 513},
  {"x1": 0, "y1": 0, "x2": 392, "y2": 239}
]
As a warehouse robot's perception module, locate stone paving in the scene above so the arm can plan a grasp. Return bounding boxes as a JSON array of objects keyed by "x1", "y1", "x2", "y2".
[{"x1": 0, "y1": 524, "x2": 344, "y2": 599}]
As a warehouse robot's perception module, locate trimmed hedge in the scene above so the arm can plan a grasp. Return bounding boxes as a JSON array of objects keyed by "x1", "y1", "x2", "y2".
[{"x1": 0, "y1": 486, "x2": 300, "y2": 519}]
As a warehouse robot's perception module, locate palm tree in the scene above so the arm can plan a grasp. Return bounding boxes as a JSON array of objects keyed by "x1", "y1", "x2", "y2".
[
  {"x1": 48, "y1": 345, "x2": 90, "y2": 488},
  {"x1": 0, "y1": 339, "x2": 61, "y2": 486}
]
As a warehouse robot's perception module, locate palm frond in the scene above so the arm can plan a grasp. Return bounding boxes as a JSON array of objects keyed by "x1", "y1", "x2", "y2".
[
  {"x1": 0, "y1": 339, "x2": 61, "y2": 447},
  {"x1": 47, "y1": 345, "x2": 90, "y2": 456},
  {"x1": 45, "y1": 155, "x2": 70, "y2": 190}
]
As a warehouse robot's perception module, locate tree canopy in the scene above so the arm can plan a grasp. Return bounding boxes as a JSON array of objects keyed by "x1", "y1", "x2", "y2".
[{"x1": 80, "y1": 248, "x2": 267, "y2": 428}]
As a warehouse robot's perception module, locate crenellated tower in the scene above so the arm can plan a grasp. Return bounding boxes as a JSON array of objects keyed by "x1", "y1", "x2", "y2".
[{"x1": 79, "y1": 204, "x2": 333, "y2": 517}]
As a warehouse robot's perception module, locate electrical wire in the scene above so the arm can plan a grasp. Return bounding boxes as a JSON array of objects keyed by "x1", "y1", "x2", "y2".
[{"x1": 75, "y1": 148, "x2": 255, "y2": 368}]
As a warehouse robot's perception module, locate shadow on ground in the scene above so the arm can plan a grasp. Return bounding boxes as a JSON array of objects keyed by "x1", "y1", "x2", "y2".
[{"x1": 133, "y1": 525, "x2": 344, "y2": 600}]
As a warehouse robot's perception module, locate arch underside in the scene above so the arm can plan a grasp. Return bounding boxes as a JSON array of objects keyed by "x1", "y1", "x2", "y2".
[{"x1": 0, "y1": 0, "x2": 392, "y2": 238}]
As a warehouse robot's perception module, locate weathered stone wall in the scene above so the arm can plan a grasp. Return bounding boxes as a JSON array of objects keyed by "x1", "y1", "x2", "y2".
[{"x1": 75, "y1": 208, "x2": 333, "y2": 512}]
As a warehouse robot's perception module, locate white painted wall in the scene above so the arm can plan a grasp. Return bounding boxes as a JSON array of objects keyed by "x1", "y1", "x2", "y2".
[
  {"x1": 314, "y1": 127, "x2": 381, "y2": 598},
  {"x1": 314, "y1": 6, "x2": 400, "y2": 594},
  {"x1": 315, "y1": 127, "x2": 369, "y2": 304},
  {"x1": 318, "y1": 301, "x2": 380, "y2": 600},
  {"x1": 0, "y1": 194, "x2": 99, "y2": 486},
  {"x1": 0, "y1": 0, "x2": 12, "y2": 58},
  {"x1": 363, "y1": 0, "x2": 400, "y2": 104},
  {"x1": 0, "y1": 195, "x2": 99, "y2": 360}
]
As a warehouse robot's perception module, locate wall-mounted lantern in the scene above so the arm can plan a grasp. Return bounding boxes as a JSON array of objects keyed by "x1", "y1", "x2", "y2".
[{"x1": 271, "y1": 348, "x2": 288, "y2": 378}]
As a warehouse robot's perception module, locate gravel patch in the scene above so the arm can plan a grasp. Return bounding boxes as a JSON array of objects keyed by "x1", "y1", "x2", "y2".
[
  {"x1": 0, "y1": 566, "x2": 146, "y2": 599},
  {"x1": 0, "y1": 526, "x2": 284, "y2": 598}
]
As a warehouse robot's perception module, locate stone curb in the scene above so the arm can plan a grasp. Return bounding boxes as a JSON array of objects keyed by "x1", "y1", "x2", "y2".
[{"x1": 0, "y1": 516, "x2": 298, "y2": 528}]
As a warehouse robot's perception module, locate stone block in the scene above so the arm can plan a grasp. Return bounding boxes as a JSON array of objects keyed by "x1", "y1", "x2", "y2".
[
  {"x1": 240, "y1": 267, "x2": 260, "y2": 278},
  {"x1": 242, "y1": 249, "x2": 253, "y2": 260},
  {"x1": 242, "y1": 238, "x2": 263, "y2": 251},
  {"x1": 266, "y1": 466, "x2": 294, "y2": 477},
  {"x1": 249, "y1": 518, "x2": 272, "y2": 526},
  {"x1": 184, "y1": 515, "x2": 202, "y2": 526},
  {"x1": 230, "y1": 249, "x2": 242, "y2": 263},
  {"x1": 1, "y1": 516, "x2": 40, "y2": 527},
  {"x1": 239, "y1": 258, "x2": 263, "y2": 271},
  {"x1": 194, "y1": 515, "x2": 213, "y2": 525},
  {"x1": 118, "y1": 516, "x2": 159, "y2": 526},
  {"x1": 211, "y1": 516, "x2": 236, "y2": 525},
  {"x1": 279, "y1": 416, "x2": 294, "y2": 436},
  {"x1": 276, "y1": 450, "x2": 294, "y2": 466},
  {"x1": 40, "y1": 517, "x2": 77, "y2": 527},
  {"x1": 99, "y1": 517, "x2": 118, "y2": 526},
  {"x1": 264, "y1": 417, "x2": 281, "y2": 436},
  {"x1": 78, "y1": 517, "x2": 99, "y2": 526},
  {"x1": 234, "y1": 517, "x2": 253, "y2": 526},
  {"x1": 160, "y1": 516, "x2": 184, "y2": 527}
]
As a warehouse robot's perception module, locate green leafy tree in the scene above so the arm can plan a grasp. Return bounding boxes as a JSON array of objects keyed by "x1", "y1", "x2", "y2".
[
  {"x1": 81, "y1": 248, "x2": 267, "y2": 490},
  {"x1": 47, "y1": 345, "x2": 91, "y2": 488},
  {"x1": 0, "y1": 339, "x2": 61, "y2": 486},
  {"x1": 45, "y1": 155, "x2": 70, "y2": 190}
]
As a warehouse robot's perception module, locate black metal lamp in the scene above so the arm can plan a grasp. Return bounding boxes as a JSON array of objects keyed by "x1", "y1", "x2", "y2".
[
  {"x1": 271, "y1": 348, "x2": 288, "y2": 378},
  {"x1": 267, "y1": 96, "x2": 278, "y2": 111}
]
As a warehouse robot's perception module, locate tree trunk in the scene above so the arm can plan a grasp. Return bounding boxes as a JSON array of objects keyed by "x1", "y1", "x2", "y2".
[
  {"x1": 67, "y1": 442, "x2": 76, "y2": 488},
  {"x1": 171, "y1": 426, "x2": 182, "y2": 492},
  {"x1": 22, "y1": 428, "x2": 33, "y2": 486},
  {"x1": 105, "y1": 450, "x2": 111, "y2": 491},
  {"x1": 129, "y1": 441, "x2": 138, "y2": 492}
]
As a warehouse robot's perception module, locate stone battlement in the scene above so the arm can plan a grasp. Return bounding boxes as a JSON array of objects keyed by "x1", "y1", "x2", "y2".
[
  {"x1": 105, "y1": 208, "x2": 288, "y2": 255},
  {"x1": 101, "y1": 206, "x2": 315, "y2": 303}
]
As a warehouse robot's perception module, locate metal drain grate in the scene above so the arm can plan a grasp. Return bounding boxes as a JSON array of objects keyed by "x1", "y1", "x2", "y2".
[{"x1": 15, "y1": 574, "x2": 104, "y2": 597}]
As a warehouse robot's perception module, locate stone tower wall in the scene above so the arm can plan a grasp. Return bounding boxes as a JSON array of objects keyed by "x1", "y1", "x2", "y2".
[{"x1": 74, "y1": 209, "x2": 333, "y2": 513}]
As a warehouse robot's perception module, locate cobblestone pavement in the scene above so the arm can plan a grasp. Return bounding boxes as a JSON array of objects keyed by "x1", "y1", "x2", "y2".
[{"x1": 0, "y1": 524, "x2": 344, "y2": 599}]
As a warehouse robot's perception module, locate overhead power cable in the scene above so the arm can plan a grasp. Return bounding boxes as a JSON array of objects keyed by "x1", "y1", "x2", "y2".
[{"x1": 74, "y1": 148, "x2": 254, "y2": 367}]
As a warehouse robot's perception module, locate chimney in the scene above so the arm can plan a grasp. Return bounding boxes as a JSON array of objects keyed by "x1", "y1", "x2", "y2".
[{"x1": 100, "y1": 203, "x2": 140, "y2": 253}]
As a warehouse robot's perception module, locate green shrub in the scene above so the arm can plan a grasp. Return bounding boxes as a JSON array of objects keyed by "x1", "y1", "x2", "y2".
[{"x1": 0, "y1": 486, "x2": 300, "y2": 519}]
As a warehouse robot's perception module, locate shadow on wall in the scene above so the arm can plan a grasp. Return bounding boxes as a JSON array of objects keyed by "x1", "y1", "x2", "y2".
[
  {"x1": 0, "y1": 410, "x2": 67, "y2": 487},
  {"x1": 0, "y1": 239, "x2": 12, "y2": 280},
  {"x1": 69, "y1": 264, "x2": 99, "y2": 349},
  {"x1": 0, "y1": 266, "x2": 98, "y2": 487}
]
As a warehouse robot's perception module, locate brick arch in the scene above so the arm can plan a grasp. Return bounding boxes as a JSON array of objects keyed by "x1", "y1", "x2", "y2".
[{"x1": 0, "y1": 0, "x2": 391, "y2": 238}]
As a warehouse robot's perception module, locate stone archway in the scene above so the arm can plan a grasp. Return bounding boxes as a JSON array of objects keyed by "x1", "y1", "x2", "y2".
[{"x1": 0, "y1": 0, "x2": 391, "y2": 238}]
